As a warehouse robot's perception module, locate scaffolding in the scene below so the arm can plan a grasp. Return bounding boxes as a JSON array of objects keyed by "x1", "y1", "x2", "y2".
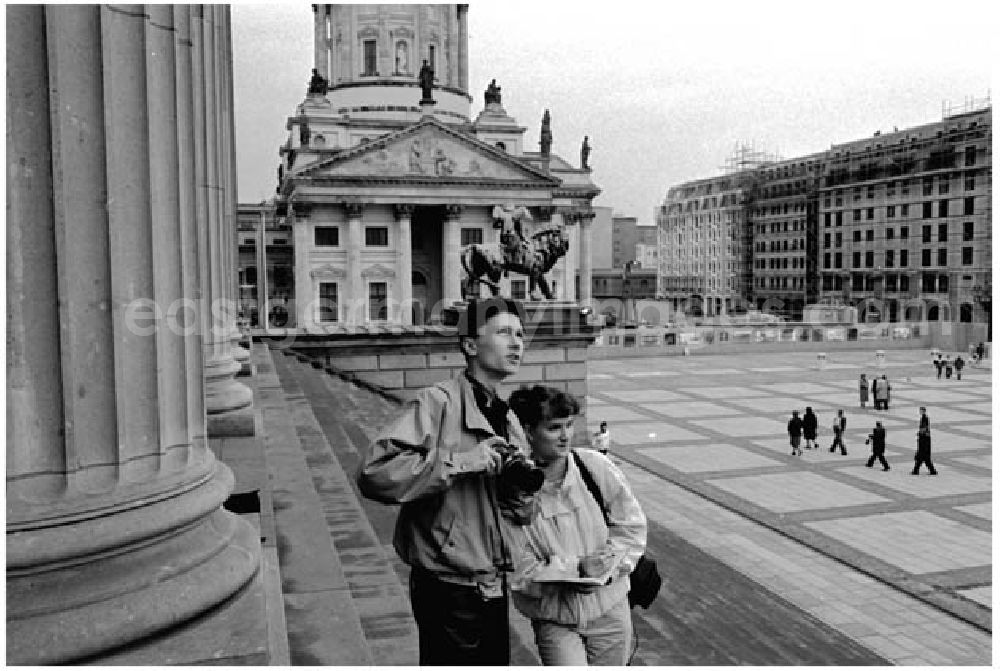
[
  {"x1": 719, "y1": 141, "x2": 782, "y2": 175},
  {"x1": 942, "y1": 90, "x2": 992, "y2": 119}
]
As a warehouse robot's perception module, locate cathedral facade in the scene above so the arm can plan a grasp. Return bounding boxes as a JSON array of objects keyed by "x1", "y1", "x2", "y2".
[{"x1": 276, "y1": 4, "x2": 600, "y2": 327}]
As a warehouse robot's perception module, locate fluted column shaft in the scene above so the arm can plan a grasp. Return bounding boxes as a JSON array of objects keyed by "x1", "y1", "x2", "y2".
[
  {"x1": 346, "y1": 204, "x2": 364, "y2": 324},
  {"x1": 579, "y1": 213, "x2": 594, "y2": 303},
  {"x1": 442, "y1": 206, "x2": 463, "y2": 305},
  {"x1": 395, "y1": 205, "x2": 414, "y2": 325},
  {"x1": 5, "y1": 5, "x2": 258, "y2": 663}
]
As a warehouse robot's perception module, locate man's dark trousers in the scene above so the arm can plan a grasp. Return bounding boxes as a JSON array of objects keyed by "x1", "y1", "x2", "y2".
[
  {"x1": 866, "y1": 452, "x2": 889, "y2": 469},
  {"x1": 410, "y1": 566, "x2": 510, "y2": 665}
]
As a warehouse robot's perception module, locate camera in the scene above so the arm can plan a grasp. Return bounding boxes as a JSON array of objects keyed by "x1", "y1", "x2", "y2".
[{"x1": 495, "y1": 445, "x2": 545, "y2": 494}]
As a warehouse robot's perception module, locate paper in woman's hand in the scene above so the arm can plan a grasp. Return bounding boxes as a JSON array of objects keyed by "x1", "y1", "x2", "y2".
[{"x1": 531, "y1": 553, "x2": 619, "y2": 585}]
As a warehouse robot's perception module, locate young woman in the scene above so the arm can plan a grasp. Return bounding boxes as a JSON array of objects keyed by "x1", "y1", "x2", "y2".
[{"x1": 507, "y1": 385, "x2": 647, "y2": 666}]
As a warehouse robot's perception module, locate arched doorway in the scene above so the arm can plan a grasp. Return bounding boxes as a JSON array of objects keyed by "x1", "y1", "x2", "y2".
[
  {"x1": 927, "y1": 305, "x2": 939, "y2": 321},
  {"x1": 960, "y1": 303, "x2": 974, "y2": 323}
]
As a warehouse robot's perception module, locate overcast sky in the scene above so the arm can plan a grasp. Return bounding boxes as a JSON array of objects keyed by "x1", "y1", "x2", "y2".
[{"x1": 232, "y1": 0, "x2": 995, "y2": 222}]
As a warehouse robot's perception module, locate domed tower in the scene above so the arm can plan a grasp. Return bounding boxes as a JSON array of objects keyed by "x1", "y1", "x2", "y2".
[{"x1": 313, "y1": 3, "x2": 471, "y2": 123}]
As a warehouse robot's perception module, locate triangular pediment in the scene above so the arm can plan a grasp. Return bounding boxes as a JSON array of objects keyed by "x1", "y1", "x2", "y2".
[{"x1": 301, "y1": 119, "x2": 560, "y2": 185}]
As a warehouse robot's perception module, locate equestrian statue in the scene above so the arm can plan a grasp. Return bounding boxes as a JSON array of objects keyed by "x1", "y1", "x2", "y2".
[{"x1": 460, "y1": 204, "x2": 570, "y2": 301}]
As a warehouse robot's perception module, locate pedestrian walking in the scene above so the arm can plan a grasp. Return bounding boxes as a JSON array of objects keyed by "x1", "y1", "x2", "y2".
[
  {"x1": 934, "y1": 354, "x2": 943, "y2": 378},
  {"x1": 829, "y1": 409, "x2": 847, "y2": 455},
  {"x1": 508, "y1": 385, "x2": 647, "y2": 666},
  {"x1": 592, "y1": 421, "x2": 610, "y2": 455},
  {"x1": 976, "y1": 341, "x2": 986, "y2": 364},
  {"x1": 911, "y1": 407, "x2": 937, "y2": 475},
  {"x1": 944, "y1": 355, "x2": 953, "y2": 379},
  {"x1": 802, "y1": 406, "x2": 818, "y2": 449},
  {"x1": 858, "y1": 374, "x2": 869, "y2": 408},
  {"x1": 865, "y1": 421, "x2": 890, "y2": 470},
  {"x1": 882, "y1": 375, "x2": 892, "y2": 410},
  {"x1": 954, "y1": 356, "x2": 965, "y2": 380},
  {"x1": 357, "y1": 298, "x2": 538, "y2": 665},
  {"x1": 787, "y1": 410, "x2": 804, "y2": 456},
  {"x1": 871, "y1": 376, "x2": 884, "y2": 411}
]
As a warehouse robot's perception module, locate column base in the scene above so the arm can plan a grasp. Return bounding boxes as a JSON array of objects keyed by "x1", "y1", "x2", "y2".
[
  {"x1": 6, "y1": 462, "x2": 260, "y2": 665},
  {"x1": 207, "y1": 405, "x2": 256, "y2": 437}
]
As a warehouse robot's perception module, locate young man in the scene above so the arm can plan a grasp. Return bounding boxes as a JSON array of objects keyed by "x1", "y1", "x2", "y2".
[
  {"x1": 357, "y1": 298, "x2": 539, "y2": 665},
  {"x1": 787, "y1": 410, "x2": 804, "y2": 456}
]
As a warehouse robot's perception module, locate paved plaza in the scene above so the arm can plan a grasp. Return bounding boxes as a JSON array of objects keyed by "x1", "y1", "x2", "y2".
[
  {"x1": 588, "y1": 347, "x2": 992, "y2": 664},
  {"x1": 260, "y1": 344, "x2": 992, "y2": 665}
]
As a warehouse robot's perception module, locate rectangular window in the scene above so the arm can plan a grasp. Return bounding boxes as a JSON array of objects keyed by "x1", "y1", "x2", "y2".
[
  {"x1": 314, "y1": 226, "x2": 339, "y2": 246},
  {"x1": 899, "y1": 274, "x2": 909, "y2": 292},
  {"x1": 835, "y1": 232, "x2": 842, "y2": 247},
  {"x1": 901, "y1": 179, "x2": 909, "y2": 196},
  {"x1": 866, "y1": 207, "x2": 874, "y2": 220},
  {"x1": 963, "y1": 221, "x2": 974, "y2": 241},
  {"x1": 887, "y1": 205, "x2": 895, "y2": 218},
  {"x1": 922, "y1": 225, "x2": 932, "y2": 243},
  {"x1": 965, "y1": 145, "x2": 976, "y2": 166},
  {"x1": 937, "y1": 223, "x2": 947, "y2": 242},
  {"x1": 964, "y1": 196, "x2": 974, "y2": 215},
  {"x1": 365, "y1": 227, "x2": 389, "y2": 246},
  {"x1": 965, "y1": 172, "x2": 975, "y2": 191},
  {"x1": 511, "y1": 279, "x2": 527, "y2": 300},
  {"x1": 865, "y1": 250, "x2": 874, "y2": 268},
  {"x1": 939, "y1": 177, "x2": 949, "y2": 194},
  {"x1": 363, "y1": 39, "x2": 377, "y2": 76},
  {"x1": 823, "y1": 252, "x2": 831, "y2": 268},
  {"x1": 823, "y1": 233, "x2": 831, "y2": 248},
  {"x1": 886, "y1": 274, "x2": 897, "y2": 292},
  {"x1": 835, "y1": 211, "x2": 843, "y2": 226},
  {"x1": 318, "y1": 282, "x2": 338, "y2": 322},
  {"x1": 460, "y1": 227, "x2": 483, "y2": 246},
  {"x1": 921, "y1": 249, "x2": 931, "y2": 266},
  {"x1": 938, "y1": 274, "x2": 949, "y2": 293},
  {"x1": 886, "y1": 227, "x2": 894, "y2": 240},
  {"x1": 853, "y1": 209, "x2": 861, "y2": 222},
  {"x1": 901, "y1": 204, "x2": 909, "y2": 217},
  {"x1": 853, "y1": 230, "x2": 861, "y2": 243},
  {"x1": 824, "y1": 212, "x2": 831, "y2": 227},
  {"x1": 900, "y1": 249, "x2": 908, "y2": 267},
  {"x1": 852, "y1": 274, "x2": 864, "y2": 291},
  {"x1": 962, "y1": 247, "x2": 973, "y2": 265},
  {"x1": 852, "y1": 251, "x2": 861, "y2": 268},
  {"x1": 922, "y1": 202, "x2": 932, "y2": 218},
  {"x1": 938, "y1": 199, "x2": 948, "y2": 217},
  {"x1": 900, "y1": 226, "x2": 909, "y2": 240},
  {"x1": 937, "y1": 248, "x2": 947, "y2": 266},
  {"x1": 865, "y1": 229, "x2": 874, "y2": 242},
  {"x1": 867, "y1": 185, "x2": 875, "y2": 199},
  {"x1": 885, "y1": 250, "x2": 894, "y2": 267},
  {"x1": 834, "y1": 252, "x2": 842, "y2": 269},
  {"x1": 923, "y1": 177, "x2": 933, "y2": 196},
  {"x1": 369, "y1": 282, "x2": 388, "y2": 321}
]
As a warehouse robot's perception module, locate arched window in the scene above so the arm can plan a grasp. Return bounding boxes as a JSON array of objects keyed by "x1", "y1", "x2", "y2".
[{"x1": 927, "y1": 305, "x2": 939, "y2": 321}]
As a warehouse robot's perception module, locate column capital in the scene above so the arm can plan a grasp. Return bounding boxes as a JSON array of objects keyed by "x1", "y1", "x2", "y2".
[
  {"x1": 343, "y1": 200, "x2": 365, "y2": 219},
  {"x1": 393, "y1": 203, "x2": 416, "y2": 219}
]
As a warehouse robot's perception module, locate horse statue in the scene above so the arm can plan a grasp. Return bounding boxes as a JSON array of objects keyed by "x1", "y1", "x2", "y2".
[{"x1": 460, "y1": 225, "x2": 570, "y2": 301}]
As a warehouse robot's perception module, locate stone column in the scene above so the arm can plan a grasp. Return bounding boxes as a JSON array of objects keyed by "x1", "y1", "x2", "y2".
[
  {"x1": 291, "y1": 205, "x2": 312, "y2": 327},
  {"x1": 457, "y1": 4, "x2": 469, "y2": 92},
  {"x1": 346, "y1": 202, "x2": 365, "y2": 324},
  {"x1": 197, "y1": 4, "x2": 252, "y2": 437},
  {"x1": 257, "y1": 208, "x2": 270, "y2": 328},
  {"x1": 6, "y1": 6, "x2": 258, "y2": 664},
  {"x1": 395, "y1": 204, "x2": 414, "y2": 325},
  {"x1": 313, "y1": 3, "x2": 329, "y2": 80},
  {"x1": 442, "y1": 205, "x2": 463, "y2": 305},
  {"x1": 579, "y1": 211, "x2": 594, "y2": 303}
]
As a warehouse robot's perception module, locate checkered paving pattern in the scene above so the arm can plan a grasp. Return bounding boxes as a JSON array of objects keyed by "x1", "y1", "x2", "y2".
[{"x1": 589, "y1": 348, "x2": 991, "y2": 663}]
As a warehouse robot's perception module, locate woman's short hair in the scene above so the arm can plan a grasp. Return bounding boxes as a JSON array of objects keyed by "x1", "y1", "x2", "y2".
[{"x1": 508, "y1": 385, "x2": 580, "y2": 430}]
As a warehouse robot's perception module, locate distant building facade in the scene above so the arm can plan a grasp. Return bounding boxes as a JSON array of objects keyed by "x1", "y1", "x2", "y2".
[
  {"x1": 236, "y1": 202, "x2": 295, "y2": 327},
  {"x1": 611, "y1": 215, "x2": 657, "y2": 268},
  {"x1": 658, "y1": 104, "x2": 992, "y2": 326},
  {"x1": 275, "y1": 4, "x2": 600, "y2": 328}
]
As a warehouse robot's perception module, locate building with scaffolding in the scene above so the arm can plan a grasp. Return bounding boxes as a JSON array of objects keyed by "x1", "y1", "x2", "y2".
[{"x1": 657, "y1": 100, "x2": 992, "y2": 333}]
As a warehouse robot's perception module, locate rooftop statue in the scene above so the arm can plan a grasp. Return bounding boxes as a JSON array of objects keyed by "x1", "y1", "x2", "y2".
[
  {"x1": 540, "y1": 109, "x2": 552, "y2": 157},
  {"x1": 419, "y1": 60, "x2": 434, "y2": 101},
  {"x1": 484, "y1": 78, "x2": 502, "y2": 105},
  {"x1": 580, "y1": 135, "x2": 591, "y2": 170},
  {"x1": 307, "y1": 68, "x2": 328, "y2": 96}
]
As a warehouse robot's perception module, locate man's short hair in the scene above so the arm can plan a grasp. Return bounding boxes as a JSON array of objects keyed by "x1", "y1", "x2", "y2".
[{"x1": 452, "y1": 297, "x2": 526, "y2": 339}]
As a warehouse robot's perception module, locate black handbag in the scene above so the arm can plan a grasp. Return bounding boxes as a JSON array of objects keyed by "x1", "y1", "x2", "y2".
[{"x1": 571, "y1": 450, "x2": 662, "y2": 609}]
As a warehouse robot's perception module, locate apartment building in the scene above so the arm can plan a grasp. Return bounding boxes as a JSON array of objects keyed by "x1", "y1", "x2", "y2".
[{"x1": 611, "y1": 215, "x2": 658, "y2": 268}]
